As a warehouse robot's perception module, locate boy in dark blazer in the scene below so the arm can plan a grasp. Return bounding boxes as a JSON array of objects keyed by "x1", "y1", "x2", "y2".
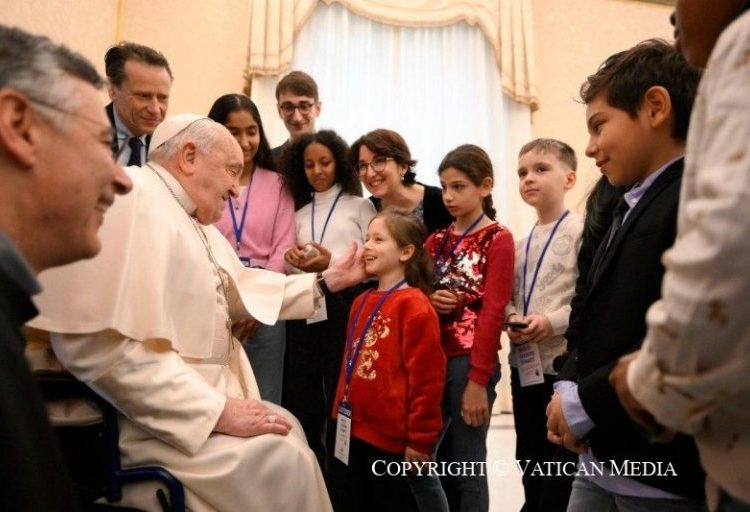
[{"x1": 546, "y1": 39, "x2": 706, "y2": 510}]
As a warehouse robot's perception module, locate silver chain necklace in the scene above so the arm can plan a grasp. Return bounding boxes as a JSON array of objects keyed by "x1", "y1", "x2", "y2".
[{"x1": 146, "y1": 164, "x2": 233, "y2": 336}]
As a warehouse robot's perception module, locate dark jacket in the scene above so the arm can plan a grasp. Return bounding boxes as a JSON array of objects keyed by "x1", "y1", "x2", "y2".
[
  {"x1": 106, "y1": 102, "x2": 151, "y2": 157},
  {"x1": 0, "y1": 235, "x2": 79, "y2": 510},
  {"x1": 564, "y1": 158, "x2": 705, "y2": 499},
  {"x1": 369, "y1": 183, "x2": 452, "y2": 235}
]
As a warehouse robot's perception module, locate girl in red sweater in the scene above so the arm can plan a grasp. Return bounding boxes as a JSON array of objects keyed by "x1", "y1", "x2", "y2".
[
  {"x1": 330, "y1": 209, "x2": 446, "y2": 511},
  {"x1": 425, "y1": 145, "x2": 515, "y2": 512}
]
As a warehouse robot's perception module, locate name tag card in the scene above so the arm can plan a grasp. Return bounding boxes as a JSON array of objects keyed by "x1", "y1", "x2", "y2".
[
  {"x1": 334, "y1": 402, "x2": 352, "y2": 465},
  {"x1": 517, "y1": 342, "x2": 545, "y2": 387},
  {"x1": 307, "y1": 297, "x2": 328, "y2": 324}
]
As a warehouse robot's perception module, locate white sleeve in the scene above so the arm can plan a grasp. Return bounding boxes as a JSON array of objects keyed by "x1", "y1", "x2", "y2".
[
  {"x1": 51, "y1": 330, "x2": 226, "y2": 455},
  {"x1": 277, "y1": 272, "x2": 318, "y2": 320}
]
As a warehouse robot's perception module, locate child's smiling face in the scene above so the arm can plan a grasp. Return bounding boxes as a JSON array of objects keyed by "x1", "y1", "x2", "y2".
[{"x1": 363, "y1": 217, "x2": 411, "y2": 279}]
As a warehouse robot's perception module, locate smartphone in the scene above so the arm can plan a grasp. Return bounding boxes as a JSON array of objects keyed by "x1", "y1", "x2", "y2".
[{"x1": 503, "y1": 321, "x2": 529, "y2": 331}]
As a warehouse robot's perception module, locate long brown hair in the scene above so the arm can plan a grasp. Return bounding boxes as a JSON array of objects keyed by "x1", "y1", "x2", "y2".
[
  {"x1": 373, "y1": 209, "x2": 433, "y2": 295},
  {"x1": 438, "y1": 144, "x2": 496, "y2": 219}
]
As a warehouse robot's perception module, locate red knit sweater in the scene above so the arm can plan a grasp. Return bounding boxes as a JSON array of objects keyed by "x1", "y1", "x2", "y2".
[
  {"x1": 425, "y1": 222, "x2": 515, "y2": 386},
  {"x1": 332, "y1": 287, "x2": 445, "y2": 455}
]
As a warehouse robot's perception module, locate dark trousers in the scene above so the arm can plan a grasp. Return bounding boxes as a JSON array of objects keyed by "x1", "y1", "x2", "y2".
[
  {"x1": 437, "y1": 356, "x2": 499, "y2": 512},
  {"x1": 328, "y1": 437, "x2": 418, "y2": 512},
  {"x1": 511, "y1": 367, "x2": 574, "y2": 512},
  {"x1": 283, "y1": 284, "x2": 371, "y2": 473}
]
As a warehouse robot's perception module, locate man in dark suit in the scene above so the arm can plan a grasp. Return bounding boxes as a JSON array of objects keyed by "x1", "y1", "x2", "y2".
[
  {"x1": 104, "y1": 41, "x2": 172, "y2": 166},
  {"x1": 0, "y1": 25, "x2": 132, "y2": 509},
  {"x1": 546, "y1": 40, "x2": 706, "y2": 510}
]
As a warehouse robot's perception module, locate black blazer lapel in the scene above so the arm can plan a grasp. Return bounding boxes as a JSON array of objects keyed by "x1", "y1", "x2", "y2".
[
  {"x1": 105, "y1": 103, "x2": 119, "y2": 155},
  {"x1": 586, "y1": 158, "x2": 684, "y2": 296},
  {"x1": 106, "y1": 103, "x2": 152, "y2": 157}
]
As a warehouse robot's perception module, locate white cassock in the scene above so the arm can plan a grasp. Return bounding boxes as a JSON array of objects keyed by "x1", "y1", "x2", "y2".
[{"x1": 27, "y1": 164, "x2": 332, "y2": 512}]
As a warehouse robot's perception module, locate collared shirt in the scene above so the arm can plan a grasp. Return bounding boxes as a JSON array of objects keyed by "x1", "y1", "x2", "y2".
[
  {"x1": 554, "y1": 155, "x2": 686, "y2": 500},
  {"x1": 621, "y1": 155, "x2": 683, "y2": 223},
  {"x1": 112, "y1": 108, "x2": 146, "y2": 166}
]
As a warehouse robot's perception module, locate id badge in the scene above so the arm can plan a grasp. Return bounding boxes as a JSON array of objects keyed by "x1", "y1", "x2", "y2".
[
  {"x1": 517, "y1": 342, "x2": 545, "y2": 387},
  {"x1": 239, "y1": 256, "x2": 251, "y2": 267},
  {"x1": 334, "y1": 401, "x2": 352, "y2": 465},
  {"x1": 307, "y1": 296, "x2": 328, "y2": 324}
]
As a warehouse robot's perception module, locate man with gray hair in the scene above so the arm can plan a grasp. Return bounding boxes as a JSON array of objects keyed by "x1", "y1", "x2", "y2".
[
  {"x1": 28, "y1": 113, "x2": 363, "y2": 511},
  {"x1": 0, "y1": 25, "x2": 132, "y2": 509}
]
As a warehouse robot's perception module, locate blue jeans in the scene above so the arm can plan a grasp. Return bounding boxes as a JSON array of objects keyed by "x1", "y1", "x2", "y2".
[
  {"x1": 408, "y1": 472, "x2": 449, "y2": 512},
  {"x1": 437, "y1": 355, "x2": 500, "y2": 512},
  {"x1": 718, "y1": 491, "x2": 750, "y2": 512},
  {"x1": 567, "y1": 477, "x2": 707, "y2": 512},
  {"x1": 243, "y1": 321, "x2": 285, "y2": 404}
]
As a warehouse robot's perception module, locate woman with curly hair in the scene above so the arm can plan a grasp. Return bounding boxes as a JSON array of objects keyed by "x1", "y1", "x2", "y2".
[{"x1": 279, "y1": 130, "x2": 376, "y2": 480}]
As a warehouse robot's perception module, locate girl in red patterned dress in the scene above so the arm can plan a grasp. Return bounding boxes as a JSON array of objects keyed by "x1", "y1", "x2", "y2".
[
  {"x1": 329, "y1": 209, "x2": 446, "y2": 511},
  {"x1": 425, "y1": 144, "x2": 515, "y2": 512}
]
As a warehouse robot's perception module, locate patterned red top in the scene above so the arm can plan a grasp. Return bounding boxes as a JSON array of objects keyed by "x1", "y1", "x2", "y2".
[
  {"x1": 426, "y1": 222, "x2": 515, "y2": 386},
  {"x1": 332, "y1": 287, "x2": 445, "y2": 455}
]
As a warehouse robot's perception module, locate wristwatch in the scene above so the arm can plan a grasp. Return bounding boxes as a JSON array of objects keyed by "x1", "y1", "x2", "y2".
[{"x1": 316, "y1": 272, "x2": 332, "y2": 296}]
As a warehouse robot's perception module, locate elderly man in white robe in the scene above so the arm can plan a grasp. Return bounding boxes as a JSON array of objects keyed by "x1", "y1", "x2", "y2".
[{"x1": 27, "y1": 114, "x2": 363, "y2": 511}]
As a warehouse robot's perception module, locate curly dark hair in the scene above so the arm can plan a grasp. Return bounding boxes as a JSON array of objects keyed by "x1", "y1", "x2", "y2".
[{"x1": 279, "y1": 130, "x2": 362, "y2": 210}]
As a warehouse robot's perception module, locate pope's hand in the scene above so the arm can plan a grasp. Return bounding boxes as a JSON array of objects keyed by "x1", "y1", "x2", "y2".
[
  {"x1": 214, "y1": 397, "x2": 292, "y2": 437},
  {"x1": 322, "y1": 242, "x2": 366, "y2": 292}
]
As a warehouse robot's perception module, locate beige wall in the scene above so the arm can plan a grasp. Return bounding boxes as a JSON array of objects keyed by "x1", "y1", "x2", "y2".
[
  {"x1": 531, "y1": 0, "x2": 674, "y2": 211},
  {"x1": 3, "y1": 0, "x2": 673, "y2": 209},
  {"x1": 1, "y1": 0, "x2": 252, "y2": 115}
]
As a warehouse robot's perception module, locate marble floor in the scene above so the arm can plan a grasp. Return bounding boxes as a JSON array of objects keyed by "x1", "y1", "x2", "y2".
[{"x1": 487, "y1": 411, "x2": 525, "y2": 512}]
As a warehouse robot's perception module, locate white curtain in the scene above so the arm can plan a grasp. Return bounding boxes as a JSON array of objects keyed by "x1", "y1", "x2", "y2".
[
  {"x1": 256, "y1": 1, "x2": 532, "y2": 230},
  {"x1": 252, "y1": 3, "x2": 530, "y2": 414}
]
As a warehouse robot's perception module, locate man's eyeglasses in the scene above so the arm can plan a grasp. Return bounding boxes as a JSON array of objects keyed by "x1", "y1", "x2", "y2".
[
  {"x1": 27, "y1": 96, "x2": 120, "y2": 161},
  {"x1": 356, "y1": 156, "x2": 394, "y2": 175},
  {"x1": 278, "y1": 101, "x2": 316, "y2": 117}
]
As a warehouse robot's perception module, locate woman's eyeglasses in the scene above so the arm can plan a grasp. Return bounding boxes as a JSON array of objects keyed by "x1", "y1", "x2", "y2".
[{"x1": 356, "y1": 156, "x2": 394, "y2": 175}]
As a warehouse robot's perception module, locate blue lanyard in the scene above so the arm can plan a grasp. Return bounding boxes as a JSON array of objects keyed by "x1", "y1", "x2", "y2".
[
  {"x1": 431, "y1": 212, "x2": 485, "y2": 281},
  {"x1": 522, "y1": 210, "x2": 569, "y2": 315},
  {"x1": 228, "y1": 177, "x2": 253, "y2": 253},
  {"x1": 343, "y1": 278, "x2": 406, "y2": 402},
  {"x1": 311, "y1": 189, "x2": 344, "y2": 244}
]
